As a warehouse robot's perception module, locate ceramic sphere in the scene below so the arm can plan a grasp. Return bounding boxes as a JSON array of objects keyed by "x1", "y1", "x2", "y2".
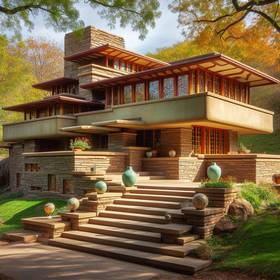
[
  {"x1": 192, "y1": 193, "x2": 209, "y2": 210},
  {"x1": 168, "y1": 150, "x2": 176, "y2": 157},
  {"x1": 95, "y1": 181, "x2": 108, "y2": 194},
  {"x1": 67, "y1": 197, "x2": 80, "y2": 212},
  {"x1": 44, "y1": 202, "x2": 55, "y2": 216}
]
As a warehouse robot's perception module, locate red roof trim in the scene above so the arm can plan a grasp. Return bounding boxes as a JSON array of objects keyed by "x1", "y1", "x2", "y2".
[{"x1": 33, "y1": 77, "x2": 78, "y2": 90}]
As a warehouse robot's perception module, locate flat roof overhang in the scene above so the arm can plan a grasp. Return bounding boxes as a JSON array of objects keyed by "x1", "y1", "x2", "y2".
[
  {"x1": 64, "y1": 43, "x2": 169, "y2": 69},
  {"x1": 32, "y1": 77, "x2": 78, "y2": 91},
  {"x1": 3, "y1": 95, "x2": 104, "y2": 112},
  {"x1": 60, "y1": 125, "x2": 120, "y2": 134},
  {"x1": 80, "y1": 53, "x2": 280, "y2": 89}
]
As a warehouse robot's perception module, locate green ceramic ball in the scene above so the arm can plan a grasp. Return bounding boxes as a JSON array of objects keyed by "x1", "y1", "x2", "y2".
[
  {"x1": 95, "y1": 181, "x2": 107, "y2": 194},
  {"x1": 67, "y1": 197, "x2": 80, "y2": 212}
]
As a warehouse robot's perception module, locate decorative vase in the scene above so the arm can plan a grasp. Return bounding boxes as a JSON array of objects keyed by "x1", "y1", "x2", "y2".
[
  {"x1": 192, "y1": 193, "x2": 209, "y2": 210},
  {"x1": 146, "y1": 151, "x2": 153, "y2": 158},
  {"x1": 168, "y1": 149, "x2": 176, "y2": 157},
  {"x1": 67, "y1": 197, "x2": 80, "y2": 212},
  {"x1": 122, "y1": 166, "x2": 137, "y2": 188},
  {"x1": 95, "y1": 181, "x2": 107, "y2": 194},
  {"x1": 44, "y1": 202, "x2": 55, "y2": 218},
  {"x1": 207, "y1": 162, "x2": 221, "y2": 181}
]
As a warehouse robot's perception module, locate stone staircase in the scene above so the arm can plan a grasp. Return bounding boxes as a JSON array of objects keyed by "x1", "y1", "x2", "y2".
[{"x1": 49, "y1": 184, "x2": 212, "y2": 274}]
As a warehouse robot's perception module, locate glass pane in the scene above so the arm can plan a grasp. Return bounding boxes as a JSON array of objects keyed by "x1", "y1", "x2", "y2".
[
  {"x1": 163, "y1": 78, "x2": 174, "y2": 98},
  {"x1": 206, "y1": 74, "x2": 213, "y2": 92},
  {"x1": 214, "y1": 76, "x2": 221, "y2": 94},
  {"x1": 124, "y1": 85, "x2": 133, "y2": 104},
  {"x1": 177, "y1": 75, "x2": 189, "y2": 96},
  {"x1": 149, "y1": 80, "x2": 159, "y2": 100},
  {"x1": 198, "y1": 71, "x2": 205, "y2": 92},
  {"x1": 121, "y1": 61, "x2": 126, "y2": 71},
  {"x1": 114, "y1": 59, "x2": 120, "y2": 70},
  {"x1": 135, "y1": 83, "x2": 145, "y2": 102},
  {"x1": 224, "y1": 79, "x2": 229, "y2": 97}
]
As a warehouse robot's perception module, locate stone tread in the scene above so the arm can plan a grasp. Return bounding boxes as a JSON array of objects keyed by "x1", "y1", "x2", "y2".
[
  {"x1": 123, "y1": 193, "x2": 193, "y2": 202},
  {"x1": 136, "y1": 185, "x2": 200, "y2": 191},
  {"x1": 130, "y1": 188, "x2": 195, "y2": 197},
  {"x1": 89, "y1": 217, "x2": 192, "y2": 235},
  {"x1": 177, "y1": 235, "x2": 200, "y2": 245},
  {"x1": 99, "y1": 210, "x2": 168, "y2": 224},
  {"x1": 49, "y1": 237, "x2": 211, "y2": 274},
  {"x1": 3, "y1": 230, "x2": 39, "y2": 243},
  {"x1": 61, "y1": 230, "x2": 200, "y2": 257},
  {"x1": 78, "y1": 224, "x2": 162, "y2": 242},
  {"x1": 106, "y1": 204, "x2": 184, "y2": 218},
  {"x1": 113, "y1": 198, "x2": 182, "y2": 209}
]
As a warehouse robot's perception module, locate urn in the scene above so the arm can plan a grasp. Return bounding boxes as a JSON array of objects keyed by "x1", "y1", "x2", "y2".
[
  {"x1": 207, "y1": 162, "x2": 222, "y2": 181},
  {"x1": 122, "y1": 166, "x2": 137, "y2": 187}
]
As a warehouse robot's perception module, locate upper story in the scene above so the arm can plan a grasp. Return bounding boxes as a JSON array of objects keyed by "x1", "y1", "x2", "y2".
[{"x1": 2, "y1": 26, "x2": 280, "y2": 142}]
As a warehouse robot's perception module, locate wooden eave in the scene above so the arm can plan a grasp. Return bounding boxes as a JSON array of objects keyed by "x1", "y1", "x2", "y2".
[
  {"x1": 60, "y1": 125, "x2": 120, "y2": 134},
  {"x1": 33, "y1": 77, "x2": 78, "y2": 90},
  {"x1": 64, "y1": 43, "x2": 169, "y2": 69},
  {"x1": 80, "y1": 52, "x2": 280, "y2": 89},
  {"x1": 3, "y1": 95, "x2": 104, "y2": 112}
]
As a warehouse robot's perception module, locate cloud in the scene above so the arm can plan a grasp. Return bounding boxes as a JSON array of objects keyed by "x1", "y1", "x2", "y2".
[{"x1": 20, "y1": 1, "x2": 184, "y2": 55}]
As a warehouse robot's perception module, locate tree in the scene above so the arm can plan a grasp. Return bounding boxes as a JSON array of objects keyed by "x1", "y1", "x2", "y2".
[
  {"x1": 0, "y1": 0, "x2": 161, "y2": 39},
  {"x1": 169, "y1": 0, "x2": 280, "y2": 38},
  {"x1": 24, "y1": 38, "x2": 64, "y2": 82}
]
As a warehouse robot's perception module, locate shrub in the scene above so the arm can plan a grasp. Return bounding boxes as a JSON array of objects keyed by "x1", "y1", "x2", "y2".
[
  {"x1": 240, "y1": 182, "x2": 278, "y2": 210},
  {"x1": 201, "y1": 180, "x2": 234, "y2": 189},
  {"x1": 70, "y1": 137, "x2": 91, "y2": 151}
]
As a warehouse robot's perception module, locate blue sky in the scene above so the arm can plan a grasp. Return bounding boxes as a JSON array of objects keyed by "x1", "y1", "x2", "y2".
[{"x1": 20, "y1": 1, "x2": 184, "y2": 54}]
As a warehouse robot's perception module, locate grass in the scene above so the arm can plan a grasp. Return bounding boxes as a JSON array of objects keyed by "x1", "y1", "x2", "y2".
[
  {"x1": 239, "y1": 130, "x2": 280, "y2": 154},
  {"x1": 0, "y1": 192, "x2": 67, "y2": 234},
  {"x1": 201, "y1": 180, "x2": 234, "y2": 188},
  {"x1": 210, "y1": 211, "x2": 280, "y2": 278}
]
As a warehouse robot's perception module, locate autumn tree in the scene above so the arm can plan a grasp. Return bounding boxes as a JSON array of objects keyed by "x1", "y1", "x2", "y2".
[
  {"x1": 24, "y1": 38, "x2": 64, "y2": 82},
  {"x1": 0, "y1": 0, "x2": 161, "y2": 39}
]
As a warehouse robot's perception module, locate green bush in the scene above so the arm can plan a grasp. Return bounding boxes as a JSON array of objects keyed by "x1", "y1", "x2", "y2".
[
  {"x1": 240, "y1": 182, "x2": 278, "y2": 210},
  {"x1": 201, "y1": 180, "x2": 234, "y2": 189}
]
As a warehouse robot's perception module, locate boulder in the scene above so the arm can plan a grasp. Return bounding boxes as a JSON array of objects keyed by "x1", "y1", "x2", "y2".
[
  {"x1": 214, "y1": 216, "x2": 237, "y2": 234},
  {"x1": 228, "y1": 198, "x2": 254, "y2": 222}
]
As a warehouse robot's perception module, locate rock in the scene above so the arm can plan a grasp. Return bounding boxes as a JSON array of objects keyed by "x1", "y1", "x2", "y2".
[
  {"x1": 192, "y1": 193, "x2": 209, "y2": 210},
  {"x1": 228, "y1": 198, "x2": 254, "y2": 222},
  {"x1": 189, "y1": 241, "x2": 212, "y2": 260},
  {"x1": 214, "y1": 216, "x2": 237, "y2": 234}
]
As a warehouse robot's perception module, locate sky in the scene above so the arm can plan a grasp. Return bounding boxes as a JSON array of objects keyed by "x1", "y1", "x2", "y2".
[{"x1": 20, "y1": 1, "x2": 185, "y2": 55}]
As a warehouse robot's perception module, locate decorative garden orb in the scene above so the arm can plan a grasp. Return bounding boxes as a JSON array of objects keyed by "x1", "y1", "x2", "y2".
[
  {"x1": 168, "y1": 149, "x2": 176, "y2": 157},
  {"x1": 122, "y1": 166, "x2": 137, "y2": 187},
  {"x1": 95, "y1": 181, "x2": 107, "y2": 194},
  {"x1": 67, "y1": 197, "x2": 80, "y2": 212},
  {"x1": 146, "y1": 151, "x2": 153, "y2": 158},
  {"x1": 207, "y1": 162, "x2": 222, "y2": 181},
  {"x1": 192, "y1": 193, "x2": 209, "y2": 210},
  {"x1": 44, "y1": 202, "x2": 55, "y2": 218}
]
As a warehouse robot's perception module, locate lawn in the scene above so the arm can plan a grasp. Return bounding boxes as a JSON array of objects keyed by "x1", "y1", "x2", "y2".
[
  {"x1": 239, "y1": 130, "x2": 280, "y2": 154},
  {"x1": 0, "y1": 193, "x2": 67, "y2": 234},
  {"x1": 211, "y1": 211, "x2": 280, "y2": 278}
]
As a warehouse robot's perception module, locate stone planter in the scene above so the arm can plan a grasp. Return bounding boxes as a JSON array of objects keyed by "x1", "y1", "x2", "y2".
[{"x1": 196, "y1": 187, "x2": 237, "y2": 212}]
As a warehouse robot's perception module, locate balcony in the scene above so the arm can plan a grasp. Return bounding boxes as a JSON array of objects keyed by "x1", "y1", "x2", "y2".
[
  {"x1": 3, "y1": 115, "x2": 77, "y2": 141},
  {"x1": 75, "y1": 92, "x2": 273, "y2": 134}
]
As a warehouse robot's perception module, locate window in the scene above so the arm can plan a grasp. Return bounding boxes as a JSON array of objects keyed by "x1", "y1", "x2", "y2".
[
  {"x1": 48, "y1": 174, "x2": 57, "y2": 192},
  {"x1": 121, "y1": 61, "x2": 126, "y2": 71},
  {"x1": 224, "y1": 79, "x2": 230, "y2": 97},
  {"x1": 149, "y1": 80, "x2": 160, "y2": 100},
  {"x1": 113, "y1": 87, "x2": 120, "y2": 105},
  {"x1": 190, "y1": 71, "x2": 197, "y2": 93},
  {"x1": 198, "y1": 71, "x2": 205, "y2": 92},
  {"x1": 163, "y1": 77, "x2": 174, "y2": 98},
  {"x1": 114, "y1": 59, "x2": 120, "y2": 70},
  {"x1": 135, "y1": 83, "x2": 145, "y2": 102},
  {"x1": 16, "y1": 173, "x2": 21, "y2": 188},
  {"x1": 25, "y1": 163, "x2": 40, "y2": 172},
  {"x1": 177, "y1": 75, "x2": 189, "y2": 96},
  {"x1": 206, "y1": 74, "x2": 213, "y2": 92},
  {"x1": 214, "y1": 76, "x2": 221, "y2": 94},
  {"x1": 123, "y1": 85, "x2": 133, "y2": 104},
  {"x1": 63, "y1": 179, "x2": 74, "y2": 194}
]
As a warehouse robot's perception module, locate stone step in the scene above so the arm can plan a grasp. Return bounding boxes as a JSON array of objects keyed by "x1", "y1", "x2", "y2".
[
  {"x1": 61, "y1": 230, "x2": 201, "y2": 258},
  {"x1": 123, "y1": 193, "x2": 192, "y2": 203},
  {"x1": 89, "y1": 217, "x2": 192, "y2": 235},
  {"x1": 3, "y1": 230, "x2": 39, "y2": 243},
  {"x1": 106, "y1": 204, "x2": 184, "y2": 219},
  {"x1": 177, "y1": 235, "x2": 200, "y2": 245},
  {"x1": 79, "y1": 224, "x2": 162, "y2": 242},
  {"x1": 99, "y1": 210, "x2": 168, "y2": 224},
  {"x1": 137, "y1": 184, "x2": 200, "y2": 191},
  {"x1": 130, "y1": 188, "x2": 195, "y2": 197},
  {"x1": 49, "y1": 238, "x2": 211, "y2": 274},
  {"x1": 113, "y1": 198, "x2": 182, "y2": 209}
]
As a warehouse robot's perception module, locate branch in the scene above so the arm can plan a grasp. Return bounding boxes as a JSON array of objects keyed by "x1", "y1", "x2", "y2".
[
  {"x1": 251, "y1": 8, "x2": 280, "y2": 32},
  {"x1": 232, "y1": 0, "x2": 278, "y2": 11},
  {"x1": 194, "y1": 11, "x2": 238, "y2": 23},
  {"x1": 0, "y1": 4, "x2": 58, "y2": 16}
]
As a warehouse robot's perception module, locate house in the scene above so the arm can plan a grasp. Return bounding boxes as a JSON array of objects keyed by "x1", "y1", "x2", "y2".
[{"x1": 2, "y1": 26, "x2": 280, "y2": 194}]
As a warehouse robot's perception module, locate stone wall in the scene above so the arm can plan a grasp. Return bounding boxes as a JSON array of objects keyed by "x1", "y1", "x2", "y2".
[
  {"x1": 9, "y1": 144, "x2": 24, "y2": 191},
  {"x1": 108, "y1": 132, "x2": 137, "y2": 151}
]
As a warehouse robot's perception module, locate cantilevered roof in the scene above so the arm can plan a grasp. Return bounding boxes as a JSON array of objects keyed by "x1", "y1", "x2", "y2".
[
  {"x1": 64, "y1": 43, "x2": 169, "y2": 69},
  {"x1": 3, "y1": 95, "x2": 104, "y2": 112},
  {"x1": 33, "y1": 77, "x2": 78, "y2": 90},
  {"x1": 60, "y1": 125, "x2": 120, "y2": 134},
  {"x1": 81, "y1": 52, "x2": 280, "y2": 89}
]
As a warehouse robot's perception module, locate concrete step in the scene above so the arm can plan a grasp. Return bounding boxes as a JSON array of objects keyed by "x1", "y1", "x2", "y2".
[
  {"x1": 49, "y1": 238, "x2": 211, "y2": 274},
  {"x1": 177, "y1": 235, "x2": 200, "y2": 245},
  {"x1": 113, "y1": 198, "x2": 182, "y2": 209},
  {"x1": 106, "y1": 204, "x2": 184, "y2": 219},
  {"x1": 89, "y1": 217, "x2": 192, "y2": 235},
  {"x1": 61, "y1": 230, "x2": 201, "y2": 258},
  {"x1": 78, "y1": 224, "x2": 162, "y2": 242},
  {"x1": 130, "y1": 188, "x2": 195, "y2": 197},
  {"x1": 99, "y1": 210, "x2": 168, "y2": 224},
  {"x1": 3, "y1": 230, "x2": 39, "y2": 243},
  {"x1": 123, "y1": 193, "x2": 192, "y2": 203},
  {"x1": 137, "y1": 184, "x2": 200, "y2": 192}
]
